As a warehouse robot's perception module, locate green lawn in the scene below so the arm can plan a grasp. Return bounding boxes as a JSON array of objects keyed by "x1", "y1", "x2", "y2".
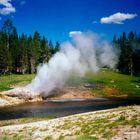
[
  {"x1": 0, "y1": 74, "x2": 35, "y2": 92},
  {"x1": 0, "y1": 69, "x2": 140, "y2": 97},
  {"x1": 86, "y1": 70, "x2": 140, "y2": 97},
  {"x1": 68, "y1": 69, "x2": 140, "y2": 97}
]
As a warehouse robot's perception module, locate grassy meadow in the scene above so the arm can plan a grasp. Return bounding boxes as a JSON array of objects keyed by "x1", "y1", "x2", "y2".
[
  {"x1": 0, "y1": 74, "x2": 35, "y2": 92},
  {"x1": 0, "y1": 69, "x2": 140, "y2": 97},
  {"x1": 84, "y1": 69, "x2": 140, "y2": 97}
]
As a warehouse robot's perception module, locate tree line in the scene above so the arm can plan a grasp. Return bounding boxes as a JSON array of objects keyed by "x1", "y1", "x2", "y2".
[
  {"x1": 0, "y1": 19, "x2": 140, "y2": 76},
  {"x1": 113, "y1": 31, "x2": 140, "y2": 76},
  {"x1": 0, "y1": 19, "x2": 60, "y2": 74}
]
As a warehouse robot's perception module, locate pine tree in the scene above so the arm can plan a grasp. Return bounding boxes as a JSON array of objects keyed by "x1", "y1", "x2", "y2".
[
  {"x1": 49, "y1": 40, "x2": 54, "y2": 57},
  {"x1": 33, "y1": 31, "x2": 41, "y2": 72},
  {"x1": 27, "y1": 36, "x2": 34, "y2": 74},
  {"x1": 134, "y1": 34, "x2": 140, "y2": 75},
  {"x1": 117, "y1": 32, "x2": 127, "y2": 74},
  {"x1": 10, "y1": 27, "x2": 19, "y2": 73},
  {"x1": 2, "y1": 19, "x2": 14, "y2": 49},
  {"x1": 128, "y1": 31, "x2": 134, "y2": 76},
  {"x1": 1, "y1": 19, "x2": 15, "y2": 73},
  {"x1": 54, "y1": 41, "x2": 60, "y2": 53},
  {"x1": 40, "y1": 36, "x2": 49, "y2": 63},
  {"x1": 0, "y1": 31, "x2": 9, "y2": 74},
  {"x1": 19, "y1": 34, "x2": 28, "y2": 74}
]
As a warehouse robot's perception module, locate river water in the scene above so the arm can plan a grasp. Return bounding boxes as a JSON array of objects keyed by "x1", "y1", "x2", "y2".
[{"x1": 0, "y1": 98, "x2": 140, "y2": 120}]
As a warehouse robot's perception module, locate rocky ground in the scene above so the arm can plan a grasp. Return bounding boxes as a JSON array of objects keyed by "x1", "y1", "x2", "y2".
[
  {"x1": 45, "y1": 86, "x2": 95, "y2": 100},
  {"x1": 0, "y1": 88, "x2": 42, "y2": 108},
  {"x1": 0, "y1": 105, "x2": 140, "y2": 140},
  {"x1": 0, "y1": 85, "x2": 95, "y2": 108}
]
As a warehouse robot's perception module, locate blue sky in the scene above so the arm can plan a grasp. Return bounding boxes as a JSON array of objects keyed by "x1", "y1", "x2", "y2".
[{"x1": 0, "y1": 0, "x2": 140, "y2": 43}]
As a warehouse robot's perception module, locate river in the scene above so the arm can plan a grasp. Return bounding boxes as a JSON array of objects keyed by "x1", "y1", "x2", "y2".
[{"x1": 0, "y1": 98, "x2": 140, "y2": 120}]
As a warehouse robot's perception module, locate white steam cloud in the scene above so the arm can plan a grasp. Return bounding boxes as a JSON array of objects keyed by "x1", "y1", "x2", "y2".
[{"x1": 26, "y1": 31, "x2": 119, "y2": 96}]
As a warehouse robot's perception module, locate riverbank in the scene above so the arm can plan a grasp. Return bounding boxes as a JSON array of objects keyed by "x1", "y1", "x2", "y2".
[
  {"x1": 0, "y1": 69, "x2": 140, "y2": 108},
  {"x1": 0, "y1": 90, "x2": 42, "y2": 108},
  {"x1": 0, "y1": 85, "x2": 139, "y2": 108},
  {"x1": 0, "y1": 85, "x2": 95, "y2": 108},
  {"x1": 0, "y1": 105, "x2": 140, "y2": 140}
]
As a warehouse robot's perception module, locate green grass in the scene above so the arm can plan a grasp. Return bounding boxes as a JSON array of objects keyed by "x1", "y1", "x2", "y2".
[
  {"x1": 0, "y1": 135, "x2": 24, "y2": 140},
  {"x1": 87, "y1": 69, "x2": 140, "y2": 97},
  {"x1": 0, "y1": 69, "x2": 140, "y2": 97},
  {"x1": 68, "y1": 69, "x2": 140, "y2": 97},
  {"x1": 0, "y1": 136, "x2": 23, "y2": 140},
  {"x1": 76, "y1": 135, "x2": 98, "y2": 140},
  {"x1": 0, "y1": 116, "x2": 56, "y2": 127},
  {"x1": 56, "y1": 106, "x2": 140, "y2": 140},
  {"x1": 0, "y1": 74, "x2": 35, "y2": 92}
]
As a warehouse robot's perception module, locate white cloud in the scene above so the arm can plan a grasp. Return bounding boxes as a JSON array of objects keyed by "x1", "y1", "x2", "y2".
[
  {"x1": 0, "y1": 0, "x2": 16, "y2": 15},
  {"x1": 69, "y1": 31, "x2": 82, "y2": 37},
  {"x1": 20, "y1": 0, "x2": 26, "y2": 6},
  {"x1": 100, "y1": 12, "x2": 137, "y2": 24}
]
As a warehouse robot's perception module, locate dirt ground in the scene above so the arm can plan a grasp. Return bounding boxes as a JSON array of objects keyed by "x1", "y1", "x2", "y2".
[
  {"x1": 47, "y1": 86, "x2": 94, "y2": 100},
  {"x1": 0, "y1": 83, "x2": 130, "y2": 108},
  {"x1": 0, "y1": 85, "x2": 95, "y2": 107}
]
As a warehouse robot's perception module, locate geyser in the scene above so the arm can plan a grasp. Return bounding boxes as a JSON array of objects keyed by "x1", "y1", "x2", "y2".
[{"x1": 25, "y1": 31, "x2": 119, "y2": 97}]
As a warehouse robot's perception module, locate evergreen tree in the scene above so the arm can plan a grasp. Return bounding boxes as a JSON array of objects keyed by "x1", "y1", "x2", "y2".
[
  {"x1": 33, "y1": 31, "x2": 41, "y2": 72},
  {"x1": 19, "y1": 34, "x2": 28, "y2": 74},
  {"x1": 128, "y1": 31, "x2": 134, "y2": 76},
  {"x1": 0, "y1": 31, "x2": 9, "y2": 74},
  {"x1": 0, "y1": 19, "x2": 62, "y2": 74},
  {"x1": 27, "y1": 36, "x2": 34, "y2": 74},
  {"x1": 1, "y1": 19, "x2": 15, "y2": 73},
  {"x1": 132, "y1": 33, "x2": 140, "y2": 75},
  {"x1": 113, "y1": 31, "x2": 140, "y2": 76},
  {"x1": 54, "y1": 41, "x2": 60, "y2": 53},
  {"x1": 2, "y1": 19, "x2": 14, "y2": 49},
  {"x1": 40, "y1": 36, "x2": 49, "y2": 63},
  {"x1": 1, "y1": 19, "x2": 140, "y2": 76},
  {"x1": 49, "y1": 40, "x2": 54, "y2": 56},
  {"x1": 117, "y1": 32, "x2": 127, "y2": 74},
  {"x1": 10, "y1": 27, "x2": 19, "y2": 73}
]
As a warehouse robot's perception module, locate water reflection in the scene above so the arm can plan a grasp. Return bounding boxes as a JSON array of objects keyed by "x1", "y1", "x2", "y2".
[{"x1": 0, "y1": 98, "x2": 140, "y2": 120}]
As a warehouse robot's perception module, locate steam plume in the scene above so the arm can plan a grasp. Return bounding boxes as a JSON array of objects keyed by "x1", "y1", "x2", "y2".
[{"x1": 26, "y1": 31, "x2": 119, "y2": 96}]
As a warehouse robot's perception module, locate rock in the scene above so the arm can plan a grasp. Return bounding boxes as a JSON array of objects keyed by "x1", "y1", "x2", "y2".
[
  {"x1": 5, "y1": 87, "x2": 40, "y2": 100},
  {"x1": 0, "y1": 87, "x2": 42, "y2": 107}
]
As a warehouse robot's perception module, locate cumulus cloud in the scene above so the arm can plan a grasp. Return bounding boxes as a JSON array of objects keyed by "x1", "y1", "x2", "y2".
[
  {"x1": 100, "y1": 12, "x2": 137, "y2": 24},
  {"x1": 0, "y1": 0, "x2": 15, "y2": 15},
  {"x1": 69, "y1": 31, "x2": 82, "y2": 37}
]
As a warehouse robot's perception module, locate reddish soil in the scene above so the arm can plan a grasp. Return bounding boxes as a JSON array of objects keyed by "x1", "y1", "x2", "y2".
[
  {"x1": 48, "y1": 86, "x2": 95, "y2": 100},
  {"x1": 102, "y1": 86, "x2": 128, "y2": 97}
]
